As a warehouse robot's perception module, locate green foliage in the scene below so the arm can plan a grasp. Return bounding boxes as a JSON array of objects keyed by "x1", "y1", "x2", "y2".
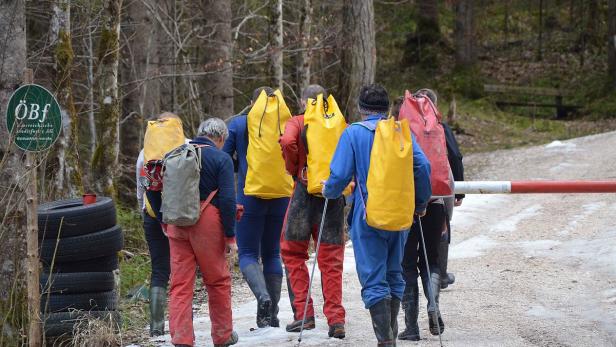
[
  {"x1": 116, "y1": 204, "x2": 146, "y2": 252},
  {"x1": 119, "y1": 254, "x2": 150, "y2": 297}
]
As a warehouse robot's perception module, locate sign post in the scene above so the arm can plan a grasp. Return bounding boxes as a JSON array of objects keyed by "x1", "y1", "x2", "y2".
[{"x1": 6, "y1": 69, "x2": 62, "y2": 347}]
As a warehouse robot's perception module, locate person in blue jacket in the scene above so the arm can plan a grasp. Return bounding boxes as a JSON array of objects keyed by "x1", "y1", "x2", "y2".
[
  {"x1": 223, "y1": 86, "x2": 289, "y2": 328},
  {"x1": 323, "y1": 84, "x2": 431, "y2": 347}
]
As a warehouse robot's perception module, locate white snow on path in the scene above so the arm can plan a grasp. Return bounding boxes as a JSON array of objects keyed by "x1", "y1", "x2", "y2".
[
  {"x1": 545, "y1": 140, "x2": 578, "y2": 151},
  {"x1": 492, "y1": 204, "x2": 542, "y2": 233}
]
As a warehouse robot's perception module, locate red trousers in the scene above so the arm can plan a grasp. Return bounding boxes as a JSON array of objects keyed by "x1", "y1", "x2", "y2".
[
  {"x1": 167, "y1": 202, "x2": 232, "y2": 346},
  {"x1": 280, "y1": 227, "x2": 345, "y2": 325}
]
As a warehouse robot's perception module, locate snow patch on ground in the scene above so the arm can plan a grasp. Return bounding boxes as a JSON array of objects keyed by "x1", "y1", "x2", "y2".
[
  {"x1": 559, "y1": 202, "x2": 605, "y2": 235},
  {"x1": 492, "y1": 204, "x2": 542, "y2": 233},
  {"x1": 526, "y1": 305, "x2": 565, "y2": 319},
  {"x1": 449, "y1": 235, "x2": 499, "y2": 259},
  {"x1": 545, "y1": 140, "x2": 577, "y2": 151},
  {"x1": 517, "y1": 240, "x2": 561, "y2": 255}
]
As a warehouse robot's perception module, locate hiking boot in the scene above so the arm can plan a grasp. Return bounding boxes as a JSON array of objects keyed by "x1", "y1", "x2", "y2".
[
  {"x1": 286, "y1": 316, "x2": 315, "y2": 332},
  {"x1": 369, "y1": 298, "x2": 394, "y2": 346},
  {"x1": 174, "y1": 345, "x2": 190, "y2": 347},
  {"x1": 441, "y1": 273, "x2": 455, "y2": 289},
  {"x1": 214, "y1": 331, "x2": 238, "y2": 347},
  {"x1": 328, "y1": 323, "x2": 345, "y2": 339},
  {"x1": 423, "y1": 272, "x2": 444, "y2": 336},
  {"x1": 241, "y1": 263, "x2": 272, "y2": 328},
  {"x1": 150, "y1": 286, "x2": 167, "y2": 337},
  {"x1": 265, "y1": 274, "x2": 282, "y2": 327},
  {"x1": 399, "y1": 276, "x2": 420, "y2": 341},
  {"x1": 390, "y1": 297, "x2": 401, "y2": 340}
]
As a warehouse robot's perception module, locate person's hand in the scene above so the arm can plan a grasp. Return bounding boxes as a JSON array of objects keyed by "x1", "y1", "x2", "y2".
[
  {"x1": 416, "y1": 209, "x2": 427, "y2": 218},
  {"x1": 454, "y1": 198, "x2": 463, "y2": 207}
]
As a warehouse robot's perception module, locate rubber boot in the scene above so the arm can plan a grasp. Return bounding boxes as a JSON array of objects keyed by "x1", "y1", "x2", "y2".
[
  {"x1": 422, "y1": 271, "x2": 444, "y2": 336},
  {"x1": 390, "y1": 297, "x2": 401, "y2": 342},
  {"x1": 398, "y1": 277, "x2": 420, "y2": 341},
  {"x1": 150, "y1": 286, "x2": 167, "y2": 337},
  {"x1": 241, "y1": 263, "x2": 272, "y2": 328},
  {"x1": 368, "y1": 298, "x2": 394, "y2": 347},
  {"x1": 265, "y1": 274, "x2": 282, "y2": 327},
  {"x1": 438, "y1": 239, "x2": 455, "y2": 289}
]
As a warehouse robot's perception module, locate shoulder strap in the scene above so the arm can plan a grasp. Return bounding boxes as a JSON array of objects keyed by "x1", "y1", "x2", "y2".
[
  {"x1": 352, "y1": 121, "x2": 377, "y2": 131},
  {"x1": 200, "y1": 189, "x2": 218, "y2": 213}
]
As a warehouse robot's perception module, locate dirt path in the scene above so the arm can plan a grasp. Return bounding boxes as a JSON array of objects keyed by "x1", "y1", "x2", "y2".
[{"x1": 137, "y1": 131, "x2": 616, "y2": 347}]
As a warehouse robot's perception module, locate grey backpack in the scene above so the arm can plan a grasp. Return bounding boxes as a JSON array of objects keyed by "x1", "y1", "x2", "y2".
[{"x1": 161, "y1": 144, "x2": 202, "y2": 226}]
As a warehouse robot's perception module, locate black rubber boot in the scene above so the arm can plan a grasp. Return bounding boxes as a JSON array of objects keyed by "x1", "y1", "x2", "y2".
[
  {"x1": 284, "y1": 267, "x2": 296, "y2": 317},
  {"x1": 423, "y1": 271, "x2": 444, "y2": 336},
  {"x1": 398, "y1": 276, "x2": 420, "y2": 341},
  {"x1": 390, "y1": 297, "x2": 401, "y2": 342},
  {"x1": 241, "y1": 263, "x2": 272, "y2": 328},
  {"x1": 368, "y1": 298, "x2": 394, "y2": 347},
  {"x1": 265, "y1": 274, "x2": 282, "y2": 327},
  {"x1": 438, "y1": 239, "x2": 455, "y2": 289},
  {"x1": 150, "y1": 286, "x2": 167, "y2": 337}
]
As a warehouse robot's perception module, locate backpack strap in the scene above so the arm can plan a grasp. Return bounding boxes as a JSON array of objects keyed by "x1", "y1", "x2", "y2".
[
  {"x1": 200, "y1": 189, "x2": 218, "y2": 213},
  {"x1": 352, "y1": 121, "x2": 377, "y2": 131},
  {"x1": 350, "y1": 120, "x2": 378, "y2": 222}
]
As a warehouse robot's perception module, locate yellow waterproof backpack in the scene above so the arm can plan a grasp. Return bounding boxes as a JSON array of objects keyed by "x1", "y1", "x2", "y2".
[
  {"x1": 358, "y1": 118, "x2": 415, "y2": 231},
  {"x1": 244, "y1": 89, "x2": 294, "y2": 198},
  {"x1": 143, "y1": 117, "x2": 185, "y2": 162},
  {"x1": 304, "y1": 94, "x2": 351, "y2": 195}
]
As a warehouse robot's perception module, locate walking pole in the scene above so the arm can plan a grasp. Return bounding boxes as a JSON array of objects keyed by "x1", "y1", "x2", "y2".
[
  {"x1": 297, "y1": 198, "x2": 329, "y2": 347},
  {"x1": 418, "y1": 216, "x2": 444, "y2": 347}
]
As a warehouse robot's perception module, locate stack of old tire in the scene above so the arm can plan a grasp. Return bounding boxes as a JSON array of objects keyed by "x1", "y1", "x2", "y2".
[{"x1": 38, "y1": 197, "x2": 123, "y2": 337}]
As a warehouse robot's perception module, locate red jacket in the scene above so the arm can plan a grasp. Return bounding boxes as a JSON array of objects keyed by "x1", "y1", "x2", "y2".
[{"x1": 279, "y1": 115, "x2": 307, "y2": 185}]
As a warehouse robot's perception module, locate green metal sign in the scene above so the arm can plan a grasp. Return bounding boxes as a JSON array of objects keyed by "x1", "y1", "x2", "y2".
[{"x1": 5, "y1": 84, "x2": 62, "y2": 152}]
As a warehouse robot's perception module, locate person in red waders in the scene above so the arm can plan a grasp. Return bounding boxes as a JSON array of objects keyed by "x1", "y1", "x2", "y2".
[
  {"x1": 279, "y1": 84, "x2": 347, "y2": 338},
  {"x1": 167, "y1": 118, "x2": 239, "y2": 347}
]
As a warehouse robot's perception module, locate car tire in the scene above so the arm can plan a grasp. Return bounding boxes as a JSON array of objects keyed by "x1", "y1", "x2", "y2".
[
  {"x1": 38, "y1": 197, "x2": 116, "y2": 239},
  {"x1": 40, "y1": 225, "x2": 123, "y2": 263},
  {"x1": 43, "y1": 254, "x2": 119, "y2": 273},
  {"x1": 41, "y1": 290, "x2": 117, "y2": 313},
  {"x1": 40, "y1": 272, "x2": 115, "y2": 295},
  {"x1": 44, "y1": 310, "x2": 120, "y2": 337}
]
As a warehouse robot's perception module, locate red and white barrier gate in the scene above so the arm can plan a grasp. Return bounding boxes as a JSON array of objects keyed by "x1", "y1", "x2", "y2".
[{"x1": 454, "y1": 181, "x2": 616, "y2": 194}]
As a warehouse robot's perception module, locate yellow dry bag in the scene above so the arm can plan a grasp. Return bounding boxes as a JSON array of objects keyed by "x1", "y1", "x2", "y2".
[
  {"x1": 143, "y1": 117, "x2": 185, "y2": 162},
  {"x1": 304, "y1": 94, "x2": 350, "y2": 195},
  {"x1": 363, "y1": 118, "x2": 415, "y2": 231},
  {"x1": 244, "y1": 89, "x2": 294, "y2": 198}
]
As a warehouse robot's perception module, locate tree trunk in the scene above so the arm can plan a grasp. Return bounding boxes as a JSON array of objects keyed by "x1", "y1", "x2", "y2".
[
  {"x1": 49, "y1": 0, "x2": 83, "y2": 199},
  {"x1": 297, "y1": 0, "x2": 313, "y2": 96},
  {"x1": 203, "y1": 0, "x2": 234, "y2": 118},
  {"x1": 454, "y1": 0, "x2": 475, "y2": 67},
  {"x1": 609, "y1": 0, "x2": 616, "y2": 89},
  {"x1": 339, "y1": 0, "x2": 376, "y2": 121},
  {"x1": 91, "y1": 0, "x2": 122, "y2": 197},
  {"x1": 270, "y1": 0, "x2": 283, "y2": 91},
  {"x1": 119, "y1": 0, "x2": 160, "y2": 204},
  {"x1": 417, "y1": 0, "x2": 441, "y2": 42},
  {"x1": 0, "y1": 1, "x2": 28, "y2": 345}
]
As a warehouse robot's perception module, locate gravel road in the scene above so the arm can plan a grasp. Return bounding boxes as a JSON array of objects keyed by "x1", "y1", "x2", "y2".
[{"x1": 143, "y1": 131, "x2": 616, "y2": 347}]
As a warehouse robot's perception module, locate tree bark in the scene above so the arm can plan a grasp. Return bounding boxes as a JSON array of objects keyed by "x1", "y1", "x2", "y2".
[
  {"x1": 339, "y1": 0, "x2": 376, "y2": 121},
  {"x1": 0, "y1": 1, "x2": 28, "y2": 345},
  {"x1": 92, "y1": 0, "x2": 122, "y2": 197},
  {"x1": 454, "y1": 0, "x2": 475, "y2": 67},
  {"x1": 297, "y1": 0, "x2": 313, "y2": 95},
  {"x1": 203, "y1": 0, "x2": 234, "y2": 118},
  {"x1": 417, "y1": 0, "x2": 441, "y2": 42},
  {"x1": 609, "y1": 0, "x2": 616, "y2": 89},
  {"x1": 269, "y1": 0, "x2": 283, "y2": 91},
  {"x1": 50, "y1": 0, "x2": 83, "y2": 199}
]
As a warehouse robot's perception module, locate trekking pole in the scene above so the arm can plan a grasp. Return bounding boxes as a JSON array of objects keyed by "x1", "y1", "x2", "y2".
[
  {"x1": 297, "y1": 198, "x2": 329, "y2": 347},
  {"x1": 418, "y1": 216, "x2": 444, "y2": 347}
]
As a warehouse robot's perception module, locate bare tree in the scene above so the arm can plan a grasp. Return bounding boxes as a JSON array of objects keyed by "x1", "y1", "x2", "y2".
[
  {"x1": 297, "y1": 0, "x2": 313, "y2": 94},
  {"x1": 0, "y1": 0, "x2": 28, "y2": 345},
  {"x1": 270, "y1": 0, "x2": 283, "y2": 91},
  {"x1": 49, "y1": 0, "x2": 83, "y2": 199},
  {"x1": 454, "y1": 0, "x2": 475, "y2": 67},
  {"x1": 203, "y1": 0, "x2": 234, "y2": 118},
  {"x1": 92, "y1": 0, "x2": 122, "y2": 197},
  {"x1": 339, "y1": 0, "x2": 376, "y2": 121},
  {"x1": 417, "y1": 0, "x2": 440, "y2": 41},
  {"x1": 609, "y1": 0, "x2": 616, "y2": 89}
]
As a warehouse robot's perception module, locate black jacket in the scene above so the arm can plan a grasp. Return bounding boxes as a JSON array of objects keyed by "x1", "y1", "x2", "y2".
[{"x1": 442, "y1": 123, "x2": 465, "y2": 200}]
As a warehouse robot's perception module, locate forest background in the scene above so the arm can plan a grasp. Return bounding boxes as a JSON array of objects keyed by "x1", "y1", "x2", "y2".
[{"x1": 1, "y1": 0, "x2": 615, "y2": 344}]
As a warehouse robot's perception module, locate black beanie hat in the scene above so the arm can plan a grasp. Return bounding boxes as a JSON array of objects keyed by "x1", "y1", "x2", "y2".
[{"x1": 358, "y1": 84, "x2": 390, "y2": 113}]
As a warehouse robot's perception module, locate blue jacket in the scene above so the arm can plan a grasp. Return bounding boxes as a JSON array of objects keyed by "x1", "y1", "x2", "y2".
[
  {"x1": 191, "y1": 136, "x2": 236, "y2": 238},
  {"x1": 323, "y1": 115, "x2": 432, "y2": 226},
  {"x1": 222, "y1": 113, "x2": 249, "y2": 202}
]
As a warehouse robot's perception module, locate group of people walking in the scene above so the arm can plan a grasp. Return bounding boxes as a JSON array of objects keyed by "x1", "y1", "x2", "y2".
[{"x1": 136, "y1": 82, "x2": 464, "y2": 347}]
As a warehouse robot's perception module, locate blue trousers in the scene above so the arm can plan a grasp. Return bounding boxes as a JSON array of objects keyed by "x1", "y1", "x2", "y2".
[
  {"x1": 143, "y1": 213, "x2": 171, "y2": 288},
  {"x1": 351, "y1": 219, "x2": 409, "y2": 309},
  {"x1": 236, "y1": 196, "x2": 289, "y2": 275}
]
